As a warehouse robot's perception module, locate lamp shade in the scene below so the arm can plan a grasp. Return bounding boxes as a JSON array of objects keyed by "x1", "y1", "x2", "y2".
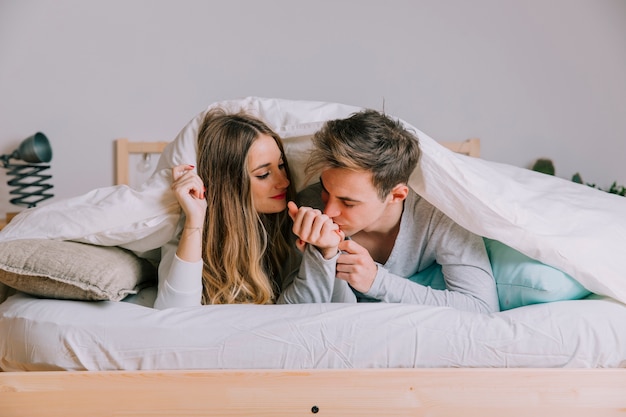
[{"x1": 13, "y1": 132, "x2": 52, "y2": 163}]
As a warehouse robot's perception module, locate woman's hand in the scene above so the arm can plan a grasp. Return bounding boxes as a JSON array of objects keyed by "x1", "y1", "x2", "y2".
[
  {"x1": 172, "y1": 164, "x2": 207, "y2": 224},
  {"x1": 172, "y1": 164, "x2": 207, "y2": 263},
  {"x1": 288, "y1": 201, "x2": 344, "y2": 259}
]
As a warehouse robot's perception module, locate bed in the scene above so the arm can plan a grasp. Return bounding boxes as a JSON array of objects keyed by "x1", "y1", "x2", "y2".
[{"x1": 2, "y1": 97, "x2": 626, "y2": 416}]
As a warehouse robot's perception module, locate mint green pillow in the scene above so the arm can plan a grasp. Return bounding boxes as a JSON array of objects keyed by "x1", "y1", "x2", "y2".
[
  {"x1": 484, "y1": 238, "x2": 591, "y2": 310},
  {"x1": 409, "y1": 239, "x2": 591, "y2": 310},
  {"x1": 408, "y1": 262, "x2": 446, "y2": 290}
]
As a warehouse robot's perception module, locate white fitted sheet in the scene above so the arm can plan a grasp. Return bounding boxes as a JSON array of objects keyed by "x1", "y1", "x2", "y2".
[{"x1": 1, "y1": 289, "x2": 625, "y2": 371}]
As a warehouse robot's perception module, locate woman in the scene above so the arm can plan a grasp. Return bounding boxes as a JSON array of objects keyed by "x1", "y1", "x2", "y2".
[{"x1": 154, "y1": 108, "x2": 300, "y2": 308}]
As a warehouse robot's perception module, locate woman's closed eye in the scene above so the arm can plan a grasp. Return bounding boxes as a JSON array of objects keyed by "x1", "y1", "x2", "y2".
[
  {"x1": 256, "y1": 161, "x2": 285, "y2": 180},
  {"x1": 256, "y1": 172, "x2": 270, "y2": 180}
]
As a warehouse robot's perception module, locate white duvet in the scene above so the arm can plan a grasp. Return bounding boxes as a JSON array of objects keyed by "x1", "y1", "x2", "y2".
[{"x1": 1, "y1": 96, "x2": 625, "y2": 304}]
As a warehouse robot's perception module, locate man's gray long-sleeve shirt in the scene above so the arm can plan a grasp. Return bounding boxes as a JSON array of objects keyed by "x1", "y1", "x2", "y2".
[{"x1": 277, "y1": 184, "x2": 500, "y2": 313}]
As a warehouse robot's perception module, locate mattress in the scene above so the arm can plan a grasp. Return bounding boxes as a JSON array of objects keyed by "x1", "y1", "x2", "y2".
[{"x1": 1, "y1": 289, "x2": 625, "y2": 371}]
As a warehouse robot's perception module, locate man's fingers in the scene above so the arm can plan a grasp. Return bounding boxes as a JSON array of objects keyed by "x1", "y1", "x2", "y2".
[{"x1": 338, "y1": 239, "x2": 365, "y2": 254}]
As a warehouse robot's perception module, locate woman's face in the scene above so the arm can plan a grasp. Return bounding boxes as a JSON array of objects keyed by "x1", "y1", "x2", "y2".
[{"x1": 247, "y1": 134, "x2": 290, "y2": 214}]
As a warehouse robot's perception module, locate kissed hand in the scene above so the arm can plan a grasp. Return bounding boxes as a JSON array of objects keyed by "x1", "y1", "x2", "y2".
[{"x1": 288, "y1": 201, "x2": 344, "y2": 259}]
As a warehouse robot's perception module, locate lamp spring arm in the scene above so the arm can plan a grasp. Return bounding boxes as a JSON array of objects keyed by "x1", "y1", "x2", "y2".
[{"x1": 5, "y1": 163, "x2": 54, "y2": 208}]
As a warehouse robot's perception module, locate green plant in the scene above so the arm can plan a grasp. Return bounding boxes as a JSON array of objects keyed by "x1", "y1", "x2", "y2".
[
  {"x1": 576, "y1": 176, "x2": 626, "y2": 196},
  {"x1": 531, "y1": 158, "x2": 625, "y2": 197},
  {"x1": 531, "y1": 158, "x2": 555, "y2": 176},
  {"x1": 607, "y1": 182, "x2": 626, "y2": 196}
]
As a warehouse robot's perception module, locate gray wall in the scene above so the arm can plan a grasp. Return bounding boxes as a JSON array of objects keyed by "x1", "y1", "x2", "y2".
[{"x1": 1, "y1": 0, "x2": 625, "y2": 216}]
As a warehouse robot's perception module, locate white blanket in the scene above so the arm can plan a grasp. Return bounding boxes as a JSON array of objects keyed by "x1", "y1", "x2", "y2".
[{"x1": 1, "y1": 97, "x2": 625, "y2": 302}]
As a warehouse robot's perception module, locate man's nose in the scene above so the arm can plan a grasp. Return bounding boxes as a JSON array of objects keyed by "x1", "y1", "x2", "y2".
[{"x1": 323, "y1": 198, "x2": 340, "y2": 218}]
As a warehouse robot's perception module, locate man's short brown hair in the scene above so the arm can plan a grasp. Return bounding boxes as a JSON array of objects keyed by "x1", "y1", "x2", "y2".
[{"x1": 306, "y1": 109, "x2": 421, "y2": 200}]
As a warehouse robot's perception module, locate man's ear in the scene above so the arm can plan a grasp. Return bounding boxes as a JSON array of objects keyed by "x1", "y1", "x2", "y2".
[{"x1": 390, "y1": 184, "x2": 409, "y2": 203}]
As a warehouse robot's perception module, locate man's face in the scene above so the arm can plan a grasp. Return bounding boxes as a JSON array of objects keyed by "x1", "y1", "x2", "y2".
[{"x1": 319, "y1": 168, "x2": 392, "y2": 237}]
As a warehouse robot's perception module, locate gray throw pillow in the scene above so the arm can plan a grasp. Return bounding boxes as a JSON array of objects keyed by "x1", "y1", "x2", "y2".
[{"x1": 0, "y1": 239, "x2": 156, "y2": 301}]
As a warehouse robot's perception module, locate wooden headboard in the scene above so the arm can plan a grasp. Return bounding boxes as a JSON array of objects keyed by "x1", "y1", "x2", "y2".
[
  {"x1": 113, "y1": 137, "x2": 480, "y2": 185},
  {"x1": 115, "y1": 139, "x2": 169, "y2": 185},
  {"x1": 439, "y1": 138, "x2": 480, "y2": 157}
]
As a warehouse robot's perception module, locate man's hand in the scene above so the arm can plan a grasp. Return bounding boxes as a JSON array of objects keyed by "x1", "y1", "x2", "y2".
[
  {"x1": 336, "y1": 239, "x2": 378, "y2": 293},
  {"x1": 288, "y1": 201, "x2": 344, "y2": 259}
]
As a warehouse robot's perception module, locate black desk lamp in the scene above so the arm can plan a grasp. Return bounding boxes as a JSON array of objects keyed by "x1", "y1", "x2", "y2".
[{"x1": 0, "y1": 132, "x2": 54, "y2": 208}]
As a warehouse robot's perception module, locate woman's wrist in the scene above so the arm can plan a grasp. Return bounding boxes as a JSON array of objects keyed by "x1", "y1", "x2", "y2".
[
  {"x1": 319, "y1": 246, "x2": 339, "y2": 260},
  {"x1": 181, "y1": 226, "x2": 203, "y2": 238},
  {"x1": 183, "y1": 215, "x2": 205, "y2": 231}
]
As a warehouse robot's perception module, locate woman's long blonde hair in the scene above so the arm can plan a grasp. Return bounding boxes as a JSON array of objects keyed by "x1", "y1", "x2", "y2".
[{"x1": 196, "y1": 108, "x2": 296, "y2": 304}]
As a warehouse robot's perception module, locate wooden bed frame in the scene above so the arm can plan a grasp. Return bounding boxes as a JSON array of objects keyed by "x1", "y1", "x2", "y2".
[
  {"x1": 114, "y1": 138, "x2": 169, "y2": 185},
  {"x1": 2, "y1": 137, "x2": 625, "y2": 416},
  {"x1": 3, "y1": 368, "x2": 626, "y2": 416}
]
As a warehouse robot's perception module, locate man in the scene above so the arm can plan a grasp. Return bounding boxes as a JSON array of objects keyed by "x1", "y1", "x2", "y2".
[{"x1": 278, "y1": 109, "x2": 499, "y2": 313}]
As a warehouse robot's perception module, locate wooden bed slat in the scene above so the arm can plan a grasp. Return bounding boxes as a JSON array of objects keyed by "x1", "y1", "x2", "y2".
[
  {"x1": 2, "y1": 368, "x2": 626, "y2": 417},
  {"x1": 115, "y1": 138, "x2": 169, "y2": 186},
  {"x1": 439, "y1": 137, "x2": 481, "y2": 157}
]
